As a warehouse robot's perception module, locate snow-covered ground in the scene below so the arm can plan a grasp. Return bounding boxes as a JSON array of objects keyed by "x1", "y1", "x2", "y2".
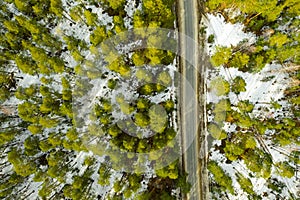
[{"x1": 204, "y1": 14, "x2": 299, "y2": 199}]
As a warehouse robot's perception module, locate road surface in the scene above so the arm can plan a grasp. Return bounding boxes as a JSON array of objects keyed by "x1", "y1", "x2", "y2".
[{"x1": 177, "y1": 0, "x2": 209, "y2": 199}]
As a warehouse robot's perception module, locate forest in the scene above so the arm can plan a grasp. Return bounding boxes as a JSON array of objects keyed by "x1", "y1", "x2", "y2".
[
  {"x1": 206, "y1": 0, "x2": 299, "y2": 199},
  {"x1": 0, "y1": 0, "x2": 299, "y2": 199},
  {"x1": 0, "y1": 0, "x2": 190, "y2": 199}
]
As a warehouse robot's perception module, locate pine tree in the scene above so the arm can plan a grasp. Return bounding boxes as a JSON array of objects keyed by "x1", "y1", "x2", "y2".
[
  {"x1": 236, "y1": 173, "x2": 255, "y2": 195},
  {"x1": 14, "y1": 0, "x2": 31, "y2": 13},
  {"x1": 50, "y1": 0, "x2": 64, "y2": 17},
  {"x1": 208, "y1": 161, "x2": 234, "y2": 194},
  {"x1": 18, "y1": 101, "x2": 40, "y2": 123},
  {"x1": 7, "y1": 148, "x2": 37, "y2": 177},
  {"x1": 210, "y1": 77, "x2": 230, "y2": 96},
  {"x1": 15, "y1": 55, "x2": 38, "y2": 75},
  {"x1": 210, "y1": 46, "x2": 232, "y2": 67},
  {"x1": 107, "y1": 0, "x2": 126, "y2": 10},
  {"x1": 98, "y1": 163, "x2": 111, "y2": 186},
  {"x1": 208, "y1": 123, "x2": 227, "y2": 140},
  {"x1": 149, "y1": 104, "x2": 167, "y2": 133},
  {"x1": 134, "y1": 112, "x2": 150, "y2": 128},
  {"x1": 136, "y1": 69, "x2": 153, "y2": 83},
  {"x1": 84, "y1": 10, "x2": 98, "y2": 26},
  {"x1": 157, "y1": 71, "x2": 172, "y2": 87},
  {"x1": 275, "y1": 161, "x2": 295, "y2": 178},
  {"x1": 24, "y1": 135, "x2": 40, "y2": 156},
  {"x1": 230, "y1": 52, "x2": 249, "y2": 70},
  {"x1": 90, "y1": 26, "x2": 107, "y2": 46}
]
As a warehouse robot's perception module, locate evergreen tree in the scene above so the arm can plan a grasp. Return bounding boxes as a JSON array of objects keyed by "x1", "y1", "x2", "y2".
[
  {"x1": 149, "y1": 104, "x2": 167, "y2": 133},
  {"x1": 210, "y1": 46, "x2": 232, "y2": 67},
  {"x1": 210, "y1": 77, "x2": 230, "y2": 96},
  {"x1": 208, "y1": 161, "x2": 234, "y2": 194}
]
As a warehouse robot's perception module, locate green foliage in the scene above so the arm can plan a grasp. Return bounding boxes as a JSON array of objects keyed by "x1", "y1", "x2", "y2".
[
  {"x1": 213, "y1": 98, "x2": 232, "y2": 113},
  {"x1": 243, "y1": 149, "x2": 272, "y2": 179},
  {"x1": 101, "y1": 99, "x2": 112, "y2": 112},
  {"x1": 157, "y1": 71, "x2": 172, "y2": 86},
  {"x1": 0, "y1": 130, "x2": 16, "y2": 146},
  {"x1": 60, "y1": 103, "x2": 73, "y2": 118},
  {"x1": 8, "y1": 148, "x2": 37, "y2": 177},
  {"x1": 290, "y1": 151, "x2": 300, "y2": 165},
  {"x1": 107, "y1": 57, "x2": 131, "y2": 77},
  {"x1": 108, "y1": 79, "x2": 118, "y2": 89},
  {"x1": 98, "y1": 164, "x2": 111, "y2": 186},
  {"x1": 231, "y1": 76, "x2": 246, "y2": 94},
  {"x1": 210, "y1": 46, "x2": 232, "y2": 67},
  {"x1": 176, "y1": 173, "x2": 191, "y2": 194},
  {"x1": 39, "y1": 116, "x2": 58, "y2": 128},
  {"x1": 134, "y1": 112, "x2": 150, "y2": 127},
  {"x1": 267, "y1": 178, "x2": 285, "y2": 194},
  {"x1": 231, "y1": 52, "x2": 249, "y2": 70},
  {"x1": 208, "y1": 123, "x2": 227, "y2": 140},
  {"x1": 18, "y1": 101, "x2": 39, "y2": 123},
  {"x1": 145, "y1": 48, "x2": 164, "y2": 65},
  {"x1": 208, "y1": 161, "x2": 234, "y2": 194},
  {"x1": 276, "y1": 161, "x2": 295, "y2": 178},
  {"x1": 236, "y1": 173, "x2": 255, "y2": 195},
  {"x1": 138, "y1": 83, "x2": 156, "y2": 95},
  {"x1": 224, "y1": 133, "x2": 257, "y2": 161},
  {"x1": 237, "y1": 100, "x2": 254, "y2": 113},
  {"x1": 24, "y1": 136, "x2": 40, "y2": 155},
  {"x1": 32, "y1": 2, "x2": 50, "y2": 16},
  {"x1": 156, "y1": 161, "x2": 179, "y2": 179},
  {"x1": 149, "y1": 105, "x2": 167, "y2": 133},
  {"x1": 0, "y1": 87, "x2": 11, "y2": 102},
  {"x1": 14, "y1": 0, "x2": 30, "y2": 12},
  {"x1": 123, "y1": 188, "x2": 132, "y2": 198},
  {"x1": 204, "y1": 0, "x2": 299, "y2": 198},
  {"x1": 0, "y1": 0, "x2": 181, "y2": 199},
  {"x1": 212, "y1": 99, "x2": 231, "y2": 123},
  {"x1": 71, "y1": 49, "x2": 84, "y2": 62},
  {"x1": 136, "y1": 69, "x2": 153, "y2": 83},
  {"x1": 133, "y1": 11, "x2": 145, "y2": 28},
  {"x1": 33, "y1": 170, "x2": 47, "y2": 182},
  {"x1": 3, "y1": 20, "x2": 20, "y2": 33},
  {"x1": 90, "y1": 26, "x2": 107, "y2": 46},
  {"x1": 108, "y1": 125, "x2": 121, "y2": 137},
  {"x1": 50, "y1": 0, "x2": 64, "y2": 17},
  {"x1": 119, "y1": 102, "x2": 135, "y2": 115},
  {"x1": 15, "y1": 55, "x2": 38, "y2": 75},
  {"x1": 48, "y1": 133, "x2": 63, "y2": 147},
  {"x1": 16, "y1": 16, "x2": 42, "y2": 34},
  {"x1": 113, "y1": 180, "x2": 122, "y2": 193},
  {"x1": 224, "y1": 141, "x2": 244, "y2": 161},
  {"x1": 66, "y1": 128, "x2": 78, "y2": 141},
  {"x1": 142, "y1": 0, "x2": 175, "y2": 28},
  {"x1": 107, "y1": 0, "x2": 126, "y2": 10},
  {"x1": 233, "y1": 112, "x2": 253, "y2": 128},
  {"x1": 208, "y1": 34, "x2": 215, "y2": 43},
  {"x1": 113, "y1": 16, "x2": 126, "y2": 33},
  {"x1": 269, "y1": 33, "x2": 290, "y2": 48},
  {"x1": 206, "y1": 0, "x2": 223, "y2": 10},
  {"x1": 210, "y1": 77, "x2": 230, "y2": 96},
  {"x1": 244, "y1": 136, "x2": 256, "y2": 149},
  {"x1": 291, "y1": 96, "x2": 300, "y2": 105},
  {"x1": 163, "y1": 100, "x2": 175, "y2": 113},
  {"x1": 84, "y1": 10, "x2": 98, "y2": 26},
  {"x1": 39, "y1": 140, "x2": 54, "y2": 152},
  {"x1": 132, "y1": 51, "x2": 147, "y2": 66},
  {"x1": 69, "y1": 5, "x2": 83, "y2": 22},
  {"x1": 136, "y1": 98, "x2": 150, "y2": 111}
]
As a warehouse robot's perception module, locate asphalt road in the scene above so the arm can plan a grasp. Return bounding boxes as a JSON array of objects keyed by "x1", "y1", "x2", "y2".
[{"x1": 177, "y1": 0, "x2": 202, "y2": 199}]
